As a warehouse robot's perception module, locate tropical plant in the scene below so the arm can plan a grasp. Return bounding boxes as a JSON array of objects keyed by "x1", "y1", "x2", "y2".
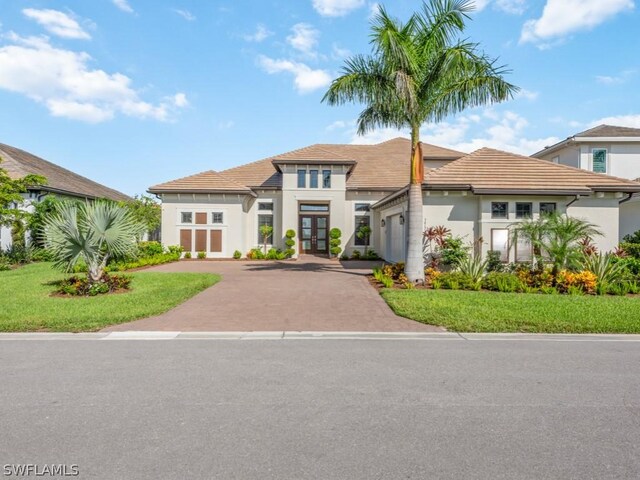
[
  {"x1": 622, "y1": 229, "x2": 640, "y2": 244},
  {"x1": 233, "y1": 250, "x2": 242, "y2": 259},
  {"x1": 510, "y1": 216, "x2": 548, "y2": 270},
  {"x1": 27, "y1": 196, "x2": 61, "y2": 248},
  {"x1": 456, "y1": 254, "x2": 487, "y2": 287},
  {"x1": 42, "y1": 201, "x2": 145, "y2": 284},
  {"x1": 580, "y1": 252, "x2": 624, "y2": 289},
  {"x1": 439, "y1": 236, "x2": 469, "y2": 266},
  {"x1": 260, "y1": 224, "x2": 274, "y2": 255},
  {"x1": 486, "y1": 250, "x2": 504, "y2": 272},
  {"x1": 545, "y1": 214, "x2": 602, "y2": 276},
  {"x1": 323, "y1": 0, "x2": 517, "y2": 281}
]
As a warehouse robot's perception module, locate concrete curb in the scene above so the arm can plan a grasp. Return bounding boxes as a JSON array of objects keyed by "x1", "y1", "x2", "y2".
[{"x1": 1, "y1": 332, "x2": 640, "y2": 341}]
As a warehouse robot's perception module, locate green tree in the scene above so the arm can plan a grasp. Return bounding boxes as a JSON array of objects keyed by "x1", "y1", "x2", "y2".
[
  {"x1": 260, "y1": 224, "x2": 273, "y2": 255},
  {"x1": 545, "y1": 214, "x2": 602, "y2": 276},
  {"x1": 510, "y1": 216, "x2": 549, "y2": 271},
  {"x1": 42, "y1": 201, "x2": 145, "y2": 284},
  {"x1": 120, "y1": 195, "x2": 161, "y2": 240},
  {"x1": 27, "y1": 196, "x2": 61, "y2": 248},
  {"x1": 0, "y1": 158, "x2": 46, "y2": 229},
  {"x1": 356, "y1": 225, "x2": 372, "y2": 256},
  {"x1": 323, "y1": 0, "x2": 517, "y2": 281}
]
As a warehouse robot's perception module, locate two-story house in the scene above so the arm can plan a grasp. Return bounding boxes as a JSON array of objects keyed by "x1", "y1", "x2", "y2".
[{"x1": 532, "y1": 124, "x2": 640, "y2": 240}]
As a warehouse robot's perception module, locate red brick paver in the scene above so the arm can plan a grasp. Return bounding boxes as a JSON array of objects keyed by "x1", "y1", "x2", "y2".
[{"x1": 103, "y1": 257, "x2": 443, "y2": 332}]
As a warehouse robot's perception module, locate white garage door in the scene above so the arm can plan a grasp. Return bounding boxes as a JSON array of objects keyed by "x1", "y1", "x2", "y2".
[{"x1": 386, "y1": 214, "x2": 404, "y2": 263}]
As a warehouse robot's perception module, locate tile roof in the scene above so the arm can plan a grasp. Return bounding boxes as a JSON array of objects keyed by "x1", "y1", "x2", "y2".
[
  {"x1": 149, "y1": 170, "x2": 255, "y2": 194},
  {"x1": 0, "y1": 142, "x2": 130, "y2": 202},
  {"x1": 425, "y1": 147, "x2": 640, "y2": 194},
  {"x1": 575, "y1": 124, "x2": 640, "y2": 138},
  {"x1": 149, "y1": 137, "x2": 466, "y2": 193}
]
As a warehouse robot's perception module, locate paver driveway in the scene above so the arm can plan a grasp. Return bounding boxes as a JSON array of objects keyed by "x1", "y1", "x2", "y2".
[{"x1": 104, "y1": 257, "x2": 442, "y2": 332}]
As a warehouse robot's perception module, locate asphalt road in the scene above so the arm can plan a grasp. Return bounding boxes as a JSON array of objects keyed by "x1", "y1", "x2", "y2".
[{"x1": 0, "y1": 337, "x2": 639, "y2": 479}]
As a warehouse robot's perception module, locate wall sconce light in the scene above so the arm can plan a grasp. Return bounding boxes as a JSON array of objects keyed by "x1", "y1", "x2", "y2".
[
  {"x1": 399, "y1": 214, "x2": 405, "y2": 225},
  {"x1": 381, "y1": 219, "x2": 386, "y2": 228}
]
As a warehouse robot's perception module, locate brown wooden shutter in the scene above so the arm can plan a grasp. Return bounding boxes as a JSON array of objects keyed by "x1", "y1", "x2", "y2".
[
  {"x1": 180, "y1": 229, "x2": 192, "y2": 251},
  {"x1": 195, "y1": 212, "x2": 207, "y2": 225},
  {"x1": 195, "y1": 229, "x2": 207, "y2": 252},
  {"x1": 210, "y1": 230, "x2": 222, "y2": 253}
]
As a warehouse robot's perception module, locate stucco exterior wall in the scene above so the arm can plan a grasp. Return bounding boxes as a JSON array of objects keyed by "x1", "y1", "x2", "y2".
[
  {"x1": 620, "y1": 197, "x2": 640, "y2": 240},
  {"x1": 565, "y1": 194, "x2": 621, "y2": 252},
  {"x1": 159, "y1": 193, "x2": 248, "y2": 258}
]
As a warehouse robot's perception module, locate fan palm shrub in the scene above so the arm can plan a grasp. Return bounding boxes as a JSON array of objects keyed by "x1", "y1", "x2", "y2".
[
  {"x1": 323, "y1": 0, "x2": 517, "y2": 281},
  {"x1": 545, "y1": 214, "x2": 602, "y2": 276},
  {"x1": 42, "y1": 201, "x2": 145, "y2": 284}
]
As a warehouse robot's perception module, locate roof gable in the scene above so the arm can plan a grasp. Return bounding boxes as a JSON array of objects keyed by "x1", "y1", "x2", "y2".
[
  {"x1": 0, "y1": 143, "x2": 130, "y2": 202},
  {"x1": 575, "y1": 124, "x2": 640, "y2": 138},
  {"x1": 149, "y1": 170, "x2": 254, "y2": 194}
]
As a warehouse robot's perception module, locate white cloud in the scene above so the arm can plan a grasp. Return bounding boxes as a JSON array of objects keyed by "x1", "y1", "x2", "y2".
[
  {"x1": 494, "y1": 0, "x2": 526, "y2": 14},
  {"x1": 287, "y1": 23, "x2": 319, "y2": 56},
  {"x1": 22, "y1": 9, "x2": 91, "y2": 40},
  {"x1": 174, "y1": 9, "x2": 196, "y2": 21},
  {"x1": 331, "y1": 43, "x2": 351, "y2": 59},
  {"x1": 218, "y1": 120, "x2": 235, "y2": 129},
  {"x1": 0, "y1": 34, "x2": 185, "y2": 123},
  {"x1": 172, "y1": 92, "x2": 189, "y2": 107},
  {"x1": 520, "y1": 0, "x2": 633, "y2": 46},
  {"x1": 516, "y1": 88, "x2": 539, "y2": 101},
  {"x1": 312, "y1": 0, "x2": 365, "y2": 17},
  {"x1": 473, "y1": 0, "x2": 491, "y2": 11},
  {"x1": 243, "y1": 24, "x2": 273, "y2": 42},
  {"x1": 595, "y1": 69, "x2": 635, "y2": 85},
  {"x1": 342, "y1": 110, "x2": 558, "y2": 155},
  {"x1": 589, "y1": 114, "x2": 640, "y2": 129},
  {"x1": 112, "y1": 0, "x2": 134, "y2": 14},
  {"x1": 257, "y1": 55, "x2": 331, "y2": 94}
]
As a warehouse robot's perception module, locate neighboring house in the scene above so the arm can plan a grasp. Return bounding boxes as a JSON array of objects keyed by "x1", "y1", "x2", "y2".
[
  {"x1": 0, "y1": 142, "x2": 131, "y2": 250},
  {"x1": 533, "y1": 124, "x2": 640, "y2": 240},
  {"x1": 150, "y1": 138, "x2": 640, "y2": 262}
]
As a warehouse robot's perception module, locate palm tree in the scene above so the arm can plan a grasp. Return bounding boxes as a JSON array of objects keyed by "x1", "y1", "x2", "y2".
[
  {"x1": 42, "y1": 201, "x2": 144, "y2": 284},
  {"x1": 545, "y1": 214, "x2": 602, "y2": 275},
  {"x1": 323, "y1": 0, "x2": 517, "y2": 281},
  {"x1": 510, "y1": 217, "x2": 549, "y2": 271}
]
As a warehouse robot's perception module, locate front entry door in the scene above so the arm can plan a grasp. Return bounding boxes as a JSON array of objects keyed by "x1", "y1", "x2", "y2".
[{"x1": 299, "y1": 215, "x2": 329, "y2": 254}]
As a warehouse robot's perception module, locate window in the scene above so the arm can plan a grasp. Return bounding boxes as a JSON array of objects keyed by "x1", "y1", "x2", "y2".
[
  {"x1": 515, "y1": 236, "x2": 532, "y2": 263},
  {"x1": 515, "y1": 202, "x2": 532, "y2": 219},
  {"x1": 322, "y1": 170, "x2": 331, "y2": 188},
  {"x1": 540, "y1": 202, "x2": 557, "y2": 215},
  {"x1": 309, "y1": 170, "x2": 318, "y2": 188},
  {"x1": 297, "y1": 169, "x2": 306, "y2": 188},
  {"x1": 491, "y1": 202, "x2": 508, "y2": 219},
  {"x1": 181, "y1": 212, "x2": 193, "y2": 224},
  {"x1": 354, "y1": 215, "x2": 370, "y2": 246},
  {"x1": 354, "y1": 203, "x2": 371, "y2": 212},
  {"x1": 592, "y1": 148, "x2": 607, "y2": 173},
  {"x1": 552, "y1": 156, "x2": 559, "y2": 164},
  {"x1": 300, "y1": 204, "x2": 329, "y2": 212},
  {"x1": 257, "y1": 214, "x2": 273, "y2": 244},
  {"x1": 211, "y1": 212, "x2": 223, "y2": 224},
  {"x1": 258, "y1": 202, "x2": 273, "y2": 211},
  {"x1": 491, "y1": 229, "x2": 509, "y2": 263}
]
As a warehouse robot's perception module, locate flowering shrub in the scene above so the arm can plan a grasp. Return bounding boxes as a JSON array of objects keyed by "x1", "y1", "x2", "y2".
[
  {"x1": 555, "y1": 270, "x2": 597, "y2": 294},
  {"x1": 55, "y1": 273, "x2": 132, "y2": 296}
]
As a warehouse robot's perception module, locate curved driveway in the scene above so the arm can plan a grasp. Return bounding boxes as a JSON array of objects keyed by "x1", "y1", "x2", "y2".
[{"x1": 104, "y1": 257, "x2": 442, "y2": 332}]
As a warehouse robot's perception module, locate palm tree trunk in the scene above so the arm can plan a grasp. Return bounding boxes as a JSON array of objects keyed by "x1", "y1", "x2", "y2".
[{"x1": 405, "y1": 125, "x2": 425, "y2": 283}]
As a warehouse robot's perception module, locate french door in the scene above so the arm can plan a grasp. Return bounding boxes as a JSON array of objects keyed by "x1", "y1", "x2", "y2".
[{"x1": 299, "y1": 215, "x2": 329, "y2": 254}]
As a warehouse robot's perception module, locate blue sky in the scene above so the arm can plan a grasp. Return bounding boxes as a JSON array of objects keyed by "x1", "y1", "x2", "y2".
[{"x1": 0, "y1": 0, "x2": 638, "y2": 196}]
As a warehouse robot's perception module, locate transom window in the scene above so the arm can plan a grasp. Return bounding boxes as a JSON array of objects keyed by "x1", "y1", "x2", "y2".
[
  {"x1": 491, "y1": 202, "x2": 508, "y2": 219},
  {"x1": 322, "y1": 170, "x2": 331, "y2": 188},
  {"x1": 181, "y1": 212, "x2": 193, "y2": 224},
  {"x1": 354, "y1": 203, "x2": 371, "y2": 212},
  {"x1": 297, "y1": 170, "x2": 306, "y2": 188},
  {"x1": 258, "y1": 202, "x2": 273, "y2": 211},
  {"x1": 515, "y1": 202, "x2": 532, "y2": 219},
  {"x1": 300, "y1": 204, "x2": 329, "y2": 212},
  {"x1": 309, "y1": 170, "x2": 319, "y2": 188},
  {"x1": 592, "y1": 148, "x2": 607, "y2": 174},
  {"x1": 211, "y1": 212, "x2": 223, "y2": 224}
]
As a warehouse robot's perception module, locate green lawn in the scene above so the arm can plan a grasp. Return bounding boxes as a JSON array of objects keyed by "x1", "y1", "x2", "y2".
[
  {"x1": 381, "y1": 289, "x2": 640, "y2": 333},
  {"x1": 0, "y1": 263, "x2": 220, "y2": 332}
]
